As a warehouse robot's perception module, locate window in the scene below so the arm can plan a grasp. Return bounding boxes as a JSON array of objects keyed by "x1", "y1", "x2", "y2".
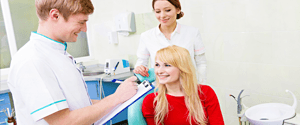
[
  {"x1": 0, "y1": 0, "x2": 92, "y2": 75},
  {"x1": 0, "y1": 0, "x2": 16, "y2": 75},
  {"x1": 0, "y1": 5, "x2": 11, "y2": 69}
]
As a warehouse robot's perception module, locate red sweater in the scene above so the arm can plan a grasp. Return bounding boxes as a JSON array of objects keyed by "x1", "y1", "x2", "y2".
[{"x1": 142, "y1": 85, "x2": 224, "y2": 125}]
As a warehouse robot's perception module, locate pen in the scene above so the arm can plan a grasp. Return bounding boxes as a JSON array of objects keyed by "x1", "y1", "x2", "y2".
[
  {"x1": 113, "y1": 62, "x2": 119, "y2": 75},
  {"x1": 114, "y1": 62, "x2": 119, "y2": 70}
]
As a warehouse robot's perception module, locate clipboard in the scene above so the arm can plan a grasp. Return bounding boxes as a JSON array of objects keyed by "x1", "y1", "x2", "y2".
[{"x1": 97, "y1": 80, "x2": 154, "y2": 125}]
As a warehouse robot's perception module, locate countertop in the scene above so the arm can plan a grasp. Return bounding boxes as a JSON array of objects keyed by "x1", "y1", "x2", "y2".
[
  {"x1": 0, "y1": 80, "x2": 9, "y2": 92},
  {"x1": 0, "y1": 89, "x2": 10, "y2": 94},
  {"x1": 83, "y1": 71, "x2": 134, "y2": 82}
]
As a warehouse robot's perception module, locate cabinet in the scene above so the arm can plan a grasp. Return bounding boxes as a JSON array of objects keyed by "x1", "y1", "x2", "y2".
[
  {"x1": 86, "y1": 81, "x2": 101, "y2": 100},
  {"x1": 102, "y1": 81, "x2": 128, "y2": 125},
  {"x1": 86, "y1": 80, "x2": 128, "y2": 125},
  {"x1": 0, "y1": 92, "x2": 13, "y2": 125},
  {"x1": 86, "y1": 80, "x2": 127, "y2": 125}
]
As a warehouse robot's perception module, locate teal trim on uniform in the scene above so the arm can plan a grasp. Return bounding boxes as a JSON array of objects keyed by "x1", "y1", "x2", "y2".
[
  {"x1": 32, "y1": 31, "x2": 68, "y2": 50},
  {"x1": 30, "y1": 99, "x2": 67, "y2": 115}
]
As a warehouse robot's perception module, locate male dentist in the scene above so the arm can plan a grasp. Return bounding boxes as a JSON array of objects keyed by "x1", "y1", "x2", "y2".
[{"x1": 7, "y1": 0, "x2": 138, "y2": 124}]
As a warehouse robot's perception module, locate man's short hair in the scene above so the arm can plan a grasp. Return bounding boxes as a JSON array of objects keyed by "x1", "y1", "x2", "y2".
[{"x1": 35, "y1": 0, "x2": 94, "y2": 21}]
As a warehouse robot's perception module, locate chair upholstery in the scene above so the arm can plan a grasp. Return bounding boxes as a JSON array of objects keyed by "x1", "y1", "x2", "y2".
[{"x1": 128, "y1": 90, "x2": 154, "y2": 125}]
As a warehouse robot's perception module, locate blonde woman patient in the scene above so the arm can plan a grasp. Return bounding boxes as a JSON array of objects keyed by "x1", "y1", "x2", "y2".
[{"x1": 142, "y1": 45, "x2": 224, "y2": 125}]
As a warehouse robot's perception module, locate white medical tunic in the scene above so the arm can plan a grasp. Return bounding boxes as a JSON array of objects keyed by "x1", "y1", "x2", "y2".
[
  {"x1": 8, "y1": 32, "x2": 92, "y2": 124},
  {"x1": 136, "y1": 23, "x2": 207, "y2": 83}
]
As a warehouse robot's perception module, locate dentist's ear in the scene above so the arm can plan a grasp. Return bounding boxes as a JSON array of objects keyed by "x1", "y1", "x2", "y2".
[{"x1": 49, "y1": 9, "x2": 60, "y2": 20}]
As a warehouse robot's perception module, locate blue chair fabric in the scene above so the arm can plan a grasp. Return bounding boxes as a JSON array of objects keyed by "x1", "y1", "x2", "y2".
[{"x1": 128, "y1": 90, "x2": 154, "y2": 125}]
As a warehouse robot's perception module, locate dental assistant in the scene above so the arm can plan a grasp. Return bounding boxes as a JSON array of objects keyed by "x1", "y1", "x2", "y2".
[
  {"x1": 134, "y1": 0, "x2": 207, "y2": 84},
  {"x1": 7, "y1": 0, "x2": 138, "y2": 125}
]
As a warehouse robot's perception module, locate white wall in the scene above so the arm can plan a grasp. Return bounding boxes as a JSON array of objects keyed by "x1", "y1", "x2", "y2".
[{"x1": 89, "y1": 0, "x2": 300, "y2": 124}]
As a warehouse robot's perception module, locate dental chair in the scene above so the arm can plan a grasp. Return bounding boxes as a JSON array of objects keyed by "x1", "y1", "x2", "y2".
[{"x1": 127, "y1": 90, "x2": 154, "y2": 125}]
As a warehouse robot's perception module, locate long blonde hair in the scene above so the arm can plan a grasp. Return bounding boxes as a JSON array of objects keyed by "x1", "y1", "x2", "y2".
[{"x1": 154, "y1": 45, "x2": 207, "y2": 125}]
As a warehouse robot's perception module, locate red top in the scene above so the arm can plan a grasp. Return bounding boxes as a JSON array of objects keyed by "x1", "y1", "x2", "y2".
[{"x1": 142, "y1": 85, "x2": 224, "y2": 125}]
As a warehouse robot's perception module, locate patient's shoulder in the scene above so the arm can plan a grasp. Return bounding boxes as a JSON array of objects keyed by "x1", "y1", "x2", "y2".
[
  {"x1": 144, "y1": 93, "x2": 156, "y2": 101},
  {"x1": 199, "y1": 84, "x2": 214, "y2": 93},
  {"x1": 144, "y1": 93, "x2": 159, "y2": 105},
  {"x1": 142, "y1": 93, "x2": 157, "y2": 110}
]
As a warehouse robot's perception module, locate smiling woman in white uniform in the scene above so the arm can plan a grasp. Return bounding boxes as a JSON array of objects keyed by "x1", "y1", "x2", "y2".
[
  {"x1": 134, "y1": 0, "x2": 207, "y2": 84},
  {"x1": 7, "y1": 0, "x2": 138, "y2": 124}
]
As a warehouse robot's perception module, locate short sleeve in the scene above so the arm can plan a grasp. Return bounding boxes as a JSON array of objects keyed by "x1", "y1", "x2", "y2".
[
  {"x1": 194, "y1": 30, "x2": 205, "y2": 55},
  {"x1": 135, "y1": 33, "x2": 150, "y2": 68},
  {"x1": 142, "y1": 93, "x2": 156, "y2": 125},
  {"x1": 200, "y1": 85, "x2": 224, "y2": 125},
  {"x1": 194, "y1": 54, "x2": 207, "y2": 84},
  {"x1": 17, "y1": 59, "x2": 68, "y2": 121}
]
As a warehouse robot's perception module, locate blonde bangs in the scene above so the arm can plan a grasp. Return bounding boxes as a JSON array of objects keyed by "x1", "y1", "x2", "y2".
[
  {"x1": 155, "y1": 46, "x2": 191, "y2": 73},
  {"x1": 155, "y1": 48, "x2": 177, "y2": 67}
]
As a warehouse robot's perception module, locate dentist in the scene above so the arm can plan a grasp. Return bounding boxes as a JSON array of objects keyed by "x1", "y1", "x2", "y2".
[
  {"x1": 134, "y1": 0, "x2": 207, "y2": 84},
  {"x1": 7, "y1": 0, "x2": 138, "y2": 125}
]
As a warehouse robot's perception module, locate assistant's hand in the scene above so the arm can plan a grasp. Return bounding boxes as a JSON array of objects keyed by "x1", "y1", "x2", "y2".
[
  {"x1": 133, "y1": 65, "x2": 149, "y2": 77},
  {"x1": 114, "y1": 76, "x2": 138, "y2": 103}
]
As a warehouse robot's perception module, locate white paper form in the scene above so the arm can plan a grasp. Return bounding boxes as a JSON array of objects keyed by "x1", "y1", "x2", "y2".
[{"x1": 97, "y1": 80, "x2": 154, "y2": 125}]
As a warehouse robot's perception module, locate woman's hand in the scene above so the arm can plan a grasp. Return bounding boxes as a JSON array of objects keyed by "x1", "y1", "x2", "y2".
[{"x1": 133, "y1": 65, "x2": 149, "y2": 77}]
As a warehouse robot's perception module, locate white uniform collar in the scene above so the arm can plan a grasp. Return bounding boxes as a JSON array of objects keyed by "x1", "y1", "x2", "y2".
[
  {"x1": 155, "y1": 22, "x2": 181, "y2": 35},
  {"x1": 30, "y1": 32, "x2": 68, "y2": 53}
]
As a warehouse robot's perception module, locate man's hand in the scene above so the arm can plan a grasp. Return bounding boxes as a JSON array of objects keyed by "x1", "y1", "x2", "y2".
[{"x1": 114, "y1": 76, "x2": 138, "y2": 103}]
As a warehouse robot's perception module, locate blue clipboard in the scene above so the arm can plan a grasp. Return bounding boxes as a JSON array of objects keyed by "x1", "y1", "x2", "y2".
[{"x1": 97, "y1": 80, "x2": 154, "y2": 125}]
